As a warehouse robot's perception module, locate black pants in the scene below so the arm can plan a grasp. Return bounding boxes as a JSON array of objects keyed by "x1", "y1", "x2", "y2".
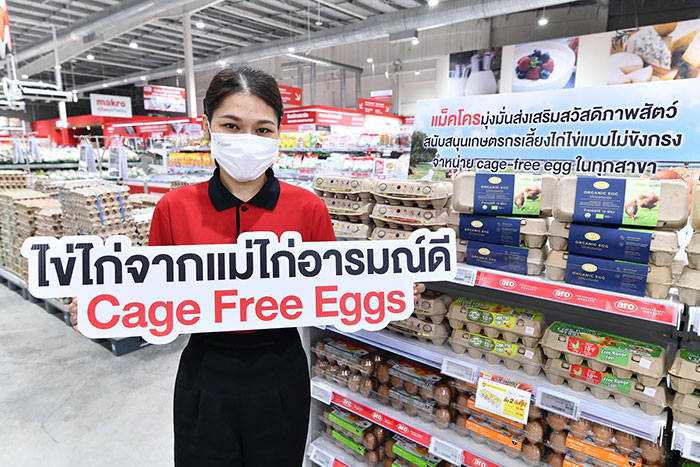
[{"x1": 174, "y1": 329, "x2": 310, "y2": 467}]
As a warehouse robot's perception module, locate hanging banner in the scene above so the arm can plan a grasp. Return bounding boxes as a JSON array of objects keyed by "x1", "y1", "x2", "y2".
[
  {"x1": 358, "y1": 98, "x2": 391, "y2": 116},
  {"x1": 143, "y1": 85, "x2": 186, "y2": 113},
  {"x1": 0, "y1": 0, "x2": 12, "y2": 59},
  {"x1": 21, "y1": 229, "x2": 457, "y2": 344},
  {"x1": 283, "y1": 107, "x2": 366, "y2": 128},
  {"x1": 279, "y1": 85, "x2": 303, "y2": 106},
  {"x1": 370, "y1": 90, "x2": 393, "y2": 100},
  {"x1": 90, "y1": 94, "x2": 132, "y2": 118}
]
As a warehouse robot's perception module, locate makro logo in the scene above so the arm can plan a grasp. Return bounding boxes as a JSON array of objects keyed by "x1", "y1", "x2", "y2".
[
  {"x1": 593, "y1": 181, "x2": 610, "y2": 190},
  {"x1": 582, "y1": 263, "x2": 598, "y2": 272},
  {"x1": 96, "y1": 98, "x2": 126, "y2": 108},
  {"x1": 397, "y1": 423, "x2": 409, "y2": 434},
  {"x1": 554, "y1": 289, "x2": 573, "y2": 300},
  {"x1": 615, "y1": 300, "x2": 638, "y2": 313},
  {"x1": 471, "y1": 220, "x2": 484, "y2": 228},
  {"x1": 478, "y1": 247, "x2": 490, "y2": 256},
  {"x1": 488, "y1": 176, "x2": 502, "y2": 184},
  {"x1": 585, "y1": 232, "x2": 601, "y2": 241},
  {"x1": 500, "y1": 279, "x2": 516, "y2": 289}
]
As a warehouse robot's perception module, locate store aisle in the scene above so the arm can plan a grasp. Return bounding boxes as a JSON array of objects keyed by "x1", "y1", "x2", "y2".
[{"x1": 0, "y1": 286, "x2": 187, "y2": 467}]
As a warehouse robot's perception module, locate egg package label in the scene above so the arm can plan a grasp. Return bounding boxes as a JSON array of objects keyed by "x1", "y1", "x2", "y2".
[
  {"x1": 572, "y1": 176, "x2": 660, "y2": 228},
  {"x1": 458, "y1": 330, "x2": 536, "y2": 360},
  {"x1": 465, "y1": 396, "x2": 524, "y2": 430},
  {"x1": 329, "y1": 428, "x2": 366, "y2": 456},
  {"x1": 474, "y1": 173, "x2": 543, "y2": 216},
  {"x1": 564, "y1": 253, "x2": 648, "y2": 297},
  {"x1": 568, "y1": 223, "x2": 653, "y2": 264},
  {"x1": 318, "y1": 337, "x2": 372, "y2": 364},
  {"x1": 565, "y1": 359, "x2": 633, "y2": 394},
  {"x1": 448, "y1": 297, "x2": 545, "y2": 343},
  {"x1": 388, "y1": 360, "x2": 442, "y2": 390},
  {"x1": 389, "y1": 387, "x2": 437, "y2": 413},
  {"x1": 457, "y1": 214, "x2": 523, "y2": 246},
  {"x1": 449, "y1": 329, "x2": 543, "y2": 377},
  {"x1": 387, "y1": 316, "x2": 449, "y2": 346},
  {"x1": 565, "y1": 435, "x2": 643, "y2": 467},
  {"x1": 464, "y1": 417, "x2": 525, "y2": 451},
  {"x1": 465, "y1": 240, "x2": 530, "y2": 275},
  {"x1": 392, "y1": 437, "x2": 442, "y2": 467},
  {"x1": 668, "y1": 349, "x2": 700, "y2": 394},
  {"x1": 327, "y1": 409, "x2": 372, "y2": 437}
]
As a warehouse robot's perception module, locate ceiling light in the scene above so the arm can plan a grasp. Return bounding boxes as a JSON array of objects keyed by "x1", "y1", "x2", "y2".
[
  {"x1": 288, "y1": 46, "x2": 296, "y2": 53},
  {"x1": 538, "y1": 16, "x2": 549, "y2": 26},
  {"x1": 86, "y1": 54, "x2": 95, "y2": 60},
  {"x1": 54, "y1": 64, "x2": 61, "y2": 70},
  {"x1": 384, "y1": 70, "x2": 390, "y2": 79},
  {"x1": 20, "y1": 74, "x2": 28, "y2": 79},
  {"x1": 129, "y1": 41, "x2": 138, "y2": 49},
  {"x1": 140, "y1": 76, "x2": 147, "y2": 81},
  {"x1": 315, "y1": 20, "x2": 323, "y2": 26},
  {"x1": 217, "y1": 60, "x2": 226, "y2": 66},
  {"x1": 414, "y1": 70, "x2": 421, "y2": 76},
  {"x1": 102, "y1": 83, "x2": 108, "y2": 88},
  {"x1": 428, "y1": 0, "x2": 439, "y2": 6},
  {"x1": 196, "y1": 21, "x2": 205, "y2": 29},
  {"x1": 70, "y1": 59, "x2": 77, "y2": 63},
  {"x1": 176, "y1": 68, "x2": 183, "y2": 74},
  {"x1": 366, "y1": 57, "x2": 374, "y2": 63},
  {"x1": 411, "y1": 38, "x2": 420, "y2": 45}
]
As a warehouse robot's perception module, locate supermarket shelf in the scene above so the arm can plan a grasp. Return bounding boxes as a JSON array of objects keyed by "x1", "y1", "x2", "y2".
[
  {"x1": 686, "y1": 307, "x2": 700, "y2": 335},
  {"x1": 448, "y1": 264, "x2": 683, "y2": 327},
  {"x1": 307, "y1": 436, "x2": 364, "y2": 467},
  {"x1": 0, "y1": 162, "x2": 141, "y2": 170},
  {"x1": 0, "y1": 265, "x2": 27, "y2": 289},
  {"x1": 324, "y1": 327, "x2": 667, "y2": 443},
  {"x1": 672, "y1": 422, "x2": 700, "y2": 463},
  {"x1": 311, "y1": 376, "x2": 519, "y2": 467},
  {"x1": 281, "y1": 147, "x2": 409, "y2": 153}
]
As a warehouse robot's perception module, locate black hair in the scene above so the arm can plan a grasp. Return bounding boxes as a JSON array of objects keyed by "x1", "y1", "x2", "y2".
[{"x1": 203, "y1": 66, "x2": 284, "y2": 127}]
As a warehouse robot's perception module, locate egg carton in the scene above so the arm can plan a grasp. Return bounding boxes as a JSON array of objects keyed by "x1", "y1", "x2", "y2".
[
  {"x1": 370, "y1": 204, "x2": 448, "y2": 230},
  {"x1": 447, "y1": 297, "x2": 546, "y2": 348},
  {"x1": 539, "y1": 416, "x2": 642, "y2": 457},
  {"x1": 553, "y1": 176, "x2": 689, "y2": 230},
  {"x1": 369, "y1": 226, "x2": 413, "y2": 241},
  {"x1": 679, "y1": 267, "x2": 700, "y2": 306},
  {"x1": 690, "y1": 180, "x2": 700, "y2": 231},
  {"x1": 453, "y1": 415, "x2": 525, "y2": 461},
  {"x1": 544, "y1": 250, "x2": 672, "y2": 300},
  {"x1": 371, "y1": 180, "x2": 452, "y2": 209},
  {"x1": 413, "y1": 290, "x2": 452, "y2": 324},
  {"x1": 561, "y1": 434, "x2": 648, "y2": 467},
  {"x1": 387, "y1": 315, "x2": 450, "y2": 346},
  {"x1": 128, "y1": 193, "x2": 161, "y2": 209},
  {"x1": 387, "y1": 387, "x2": 442, "y2": 425},
  {"x1": 331, "y1": 219, "x2": 372, "y2": 240},
  {"x1": 456, "y1": 240, "x2": 547, "y2": 275},
  {"x1": 386, "y1": 360, "x2": 444, "y2": 398},
  {"x1": 672, "y1": 392, "x2": 700, "y2": 425},
  {"x1": 540, "y1": 322, "x2": 666, "y2": 387},
  {"x1": 319, "y1": 429, "x2": 386, "y2": 467},
  {"x1": 547, "y1": 220, "x2": 680, "y2": 267},
  {"x1": 453, "y1": 395, "x2": 526, "y2": 437},
  {"x1": 544, "y1": 358, "x2": 667, "y2": 416},
  {"x1": 687, "y1": 232, "x2": 700, "y2": 270},
  {"x1": 385, "y1": 436, "x2": 445, "y2": 467},
  {"x1": 312, "y1": 337, "x2": 378, "y2": 377},
  {"x1": 452, "y1": 172, "x2": 556, "y2": 217},
  {"x1": 312, "y1": 175, "x2": 376, "y2": 201},
  {"x1": 668, "y1": 349, "x2": 700, "y2": 394},
  {"x1": 322, "y1": 197, "x2": 374, "y2": 223},
  {"x1": 170, "y1": 178, "x2": 199, "y2": 190},
  {"x1": 320, "y1": 408, "x2": 387, "y2": 450},
  {"x1": 448, "y1": 328, "x2": 543, "y2": 376},
  {"x1": 449, "y1": 211, "x2": 548, "y2": 248}
]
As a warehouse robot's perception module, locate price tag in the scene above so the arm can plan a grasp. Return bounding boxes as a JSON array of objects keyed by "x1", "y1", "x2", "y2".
[
  {"x1": 308, "y1": 445, "x2": 335, "y2": 467},
  {"x1": 441, "y1": 357, "x2": 478, "y2": 384},
  {"x1": 108, "y1": 144, "x2": 127, "y2": 178},
  {"x1": 455, "y1": 266, "x2": 477, "y2": 286},
  {"x1": 311, "y1": 380, "x2": 333, "y2": 405},
  {"x1": 535, "y1": 388, "x2": 580, "y2": 420},
  {"x1": 683, "y1": 433, "x2": 700, "y2": 463},
  {"x1": 474, "y1": 372, "x2": 531, "y2": 425},
  {"x1": 428, "y1": 436, "x2": 464, "y2": 465}
]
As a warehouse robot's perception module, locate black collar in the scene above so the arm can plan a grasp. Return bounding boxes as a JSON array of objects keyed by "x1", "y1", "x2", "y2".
[{"x1": 208, "y1": 167, "x2": 280, "y2": 212}]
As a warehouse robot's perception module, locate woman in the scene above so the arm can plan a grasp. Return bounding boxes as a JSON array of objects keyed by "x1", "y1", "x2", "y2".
[{"x1": 71, "y1": 66, "x2": 425, "y2": 466}]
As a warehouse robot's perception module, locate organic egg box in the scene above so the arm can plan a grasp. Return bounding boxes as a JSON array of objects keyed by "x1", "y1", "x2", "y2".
[
  {"x1": 452, "y1": 172, "x2": 556, "y2": 217},
  {"x1": 371, "y1": 180, "x2": 452, "y2": 209},
  {"x1": 447, "y1": 297, "x2": 546, "y2": 348},
  {"x1": 322, "y1": 197, "x2": 374, "y2": 223},
  {"x1": 413, "y1": 290, "x2": 452, "y2": 324},
  {"x1": 387, "y1": 315, "x2": 450, "y2": 346},
  {"x1": 547, "y1": 220, "x2": 680, "y2": 267},
  {"x1": 563, "y1": 434, "x2": 645, "y2": 467},
  {"x1": 389, "y1": 436, "x2": 444, "y2": 467},
  {"x1": 448, "y1": 328, "x2": 543, "y2": 376},
  {"x1": 544, "y1": 250, "x2": 672, "y2": 299},
  {"x1": 456, "y1": 239, "x2": 547, "y2": 275},
  {"x1": 544, "y1": 358, "x2": 667, "y2": 416},
  {"x1": 687, "y1": 233, "x2": 700, "y2": 270},
  {"x1": 312, "y1": 175, "x2": 376, "y2": 201},
  {"x1": 449, "y1": 211, "x2": 548, "y2": 248},
  {"x1": 387, "y1": 386, "x2": 438, "y2": 423},
  {"x1": 668, "y1": 349, "x2": 700, "y2": 394},
  {"x1": 370, "y1": 204, "x2": 448, "y2": 230},
  {"x1": 370, "y1": 226, "x2": 413, "y2": 241},
  {"x1": 540, "y1": 322, "x2": 666, "y2": 387},
  {"x1": 332, "y1": 219, "x2": 373, "y2": 240},
  {"x1": 678, "y1": 267, "x2": 700, "y2": 306},
  {"x1": 553, "y1": 175, "x2": 689, "y2": 230},
  {"x1": 454, "y1": 415, "x2": 526, "y2": 456},
  {"x1": 672, "y1": 392, "x2": 700, "y2": 425},
  {"x1": 312, "y1": 337, "x2": 377, "y2": 377}
]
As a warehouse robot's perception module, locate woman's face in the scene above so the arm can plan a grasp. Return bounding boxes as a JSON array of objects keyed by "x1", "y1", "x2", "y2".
[{"x1": 205, "y1": 92, "x2": 279, "y2": 139}]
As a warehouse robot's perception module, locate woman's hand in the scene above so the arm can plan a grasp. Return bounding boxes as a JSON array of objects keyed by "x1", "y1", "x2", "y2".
[
  {"x1": 413, "y1": 283, "x2": 426, "y2": 304},
  {"x1": 68, "y1": 297, "x2": 80, "y2": 332}
]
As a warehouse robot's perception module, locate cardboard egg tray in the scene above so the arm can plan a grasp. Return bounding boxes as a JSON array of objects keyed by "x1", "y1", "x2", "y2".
[
  {"x1": 540, "y1": 322, "x2": 666, "y2": 387},
  {"x1": 693, "y1": 181, "x2": 700, "y2": 231},
  {"x1": 370, "y1": 204, "x2": 448, "y2": 230},
  {"x1": 369, "y1": 226, "x2": 413, "y2": 241},
  {"x1": 312, "y1": 175, "x2": 376, "y2": 201},
  {"x1": 413, "y1": 290, "x2": 452, "y2": 324},
  {"x1": 672, "y1": 392, "x2": 700, "y2": 425},
  {"x1": 452, "y1": 172, "x2": 556, "y2": 217},
  {"x1": 128, "y1": 193, "x2": 161, "y2": 209},
  {"x1": 170, "y1": 178, "x2": 199, "y2": 190},
  {"x1": 553, "y1": 176, "x2": 689, "y2": 229},
  {"x1": 453, "y1": 416, "x2": 525, "y2": 458},
  {"x1": 449, "y1": 211, "x2": 548, "y2": 248},
  {"x1": 370, "y1": 180, "x2": 452, "y2": 209},
  {"x1": 544, "y1": 358, "x2": 667, "y2": 416},
  {"x1": 544, "y1": 250, "x2": 672, "y2": 300},
  {"x1": 679, "y1": 266, "x2": 700, "y2": 306},
  {"x1": 0, "y1": 170, "x2": 29, "y2": 190},
  {"x1": 687, "y1": 232, "x2": 700, "y2": 270},
  {"x1": 133, "y1": 207, "x2": 154, "y2": 247},
  {"x1": 668, "y1": 349, "x2": 700, "y2": 394},
  {"x1": 456, "y1": 240, "x2": 547, "y2": 275},
  {"x1": 35, "y1": 207, "x2": 62, "y2": 237},
  {"x1": 332, "y1": 219, "x2": 372, "y2": 240},
  {"x1": 448, "y1": 328, "x2": 543, "y2": 376},
  {"x1": 34, "y1": 178, "x2": 103, "y2": 199},
  {"x1": 447, "y1": 297, "x2": 546, "y2": 348},
  {"x1": 387, "y1": 315, "x2": 450, "y2": 346},
  {"x1": 322, "y1": 197, "x2": 374, "y2": 223},
  {"x1": 547, "y1": 220, "x2": 679, "y2": 267}
]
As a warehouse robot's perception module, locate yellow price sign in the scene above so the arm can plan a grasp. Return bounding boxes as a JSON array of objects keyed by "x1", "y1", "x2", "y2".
[{"x1": 474, "y1": 372, "x2": 532, "y2": 425}]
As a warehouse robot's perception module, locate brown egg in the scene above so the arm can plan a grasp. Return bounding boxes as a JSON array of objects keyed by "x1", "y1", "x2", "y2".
[
  {"x1": 490, "y1": 418, "x2": 504, "y2": 430},
  {"x1": 404, "y1": 381, "x2": 418, "y2": 395},
  {"x1": 404, "y1": 402, "x2": 418, "y2": 417},
  {"x1": 486, "y1": 440, "x2": 503, "y2": 452},
  {"x1": 450, "y1": 378, "x2": 470, "y2": 393},
  {"x1": 376, "y1": 385, "x2": 391, "y2": 405},
  {"x1": 314, "y1": 340, "x2": 326, "y2": 356},
  {"x1": 522, "y1": 442, "x2": 543, "y2": 466},
  {"x1": 377, "y1": 363, "x2": 392, "y2": 385},
  {"x1": 505, "y1": 446, "x2": 521, "y2": 458},
  {"x1": 455, "y1": 415, "x2": 468, "y2": 433},
  {"x1": 569, "y1": 418, "x2": 591, "y2": 440},
  {"x1": 525, "y1": 419, "x2": 545, "y2": 444},
  {"x1": 434, "y1": 383, "x2": 453, "y2": 407},
  {"x1": 528, "y1": 405, "x2": 544, "y2": 419},
  {"x1": 419, "y1": 385, "x2": 434, "y2": 401},
  {"x1": 360, "y1": 377, "x2": 378, "y2": 398},
  {"x1": 348, "y1": 372, "x2": 363, "y2": 392},
  {"x1": 572, "y1": 450, "x2": 589, "y2": 463},
  {"x1": 470, "y1": 410, "x2": 487, "y2": 423},
  {"x1": 326, "y1": 427, "x2": 334, "y2": 437},
  {"x1": 373, "y1": 426, "x2": 386, "y2": 444},
  {"x1": 615, "y1": 431, "x2": 639, "y2": 455},
  {"x1": 323, "y1": 410, "x2": 331, "y2": 421},
  {"x1": 390, "y1": 375, "x2": 404, "y2": 389},
  {"x1": 640, "y1": 439, "x2": 665, "y2": 463},
  {"x1": 383, "y1": 459, "x2": 393, "y2": 467},
  {"x1": 390, "y1": 391, "x2": 403, "y2": 411},
  {"x1": 365, "y1": 450, "x2": 379, "y2": 465},
  {"x1": 435, "y1": 407, "x2": 453, "y2": 430},
  {"x1": 325, "y1": 365, "x2": 340, "y2": 382},
  {"x1": 336, "y1": 367, "x2": 351, "y2": 387},
  {"x1": 546, "y1": 452, "x2": 564, "y2": 467},
  {"x1": 385, "y1": 439, "x2": 396, "y2": 459},
  {"x1": 364, "y1": 431, "x2": 378, "y2": 450},
  {"x1": 359, "y1": 358, "x2": 376, "y2": 377},
  {"x1": 455, "y1": 393, "x2": 469, "y2": 414},
  {"x1": 371, "y1": 353, "x2": 384, "y2": 365},
  {"x1": 314, "y1": 359, "x2": 329, "y2": 376},
  {"x1": 547, "y1": 412, "x2": 569, "y2": 432},
  {"x1": 549, "y1": 430, "x2": 567, "y2": 454},
  {"x1": 592, "y1": 423, "x2": 614, "y2": 447}
]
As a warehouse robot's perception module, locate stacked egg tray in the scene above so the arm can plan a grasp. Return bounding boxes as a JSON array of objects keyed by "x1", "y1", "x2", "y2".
[
  {"x1": 313, "y1": 175, "x2": 376, "y2": 240},
  {"x1": 0, "y1": 170, "x2": 30, "y2": 190},
  {"x1": 370, "y1": 180, "x2": 451, "y2": 233},
  {"x1": 668, "y1": 349, "x2": 700, "y2": 426},
  {"x1": 318, "y1": 407, "x2": 392, "y2": 466},
  {"x1": 128, "y1": 193, "x2": 161, "y2": 210},
  {"x1": 34, "y1": 178, "x2": 103, "y2": 199},
  {"x1": 679, "y1": 188, "x2": 700, "y2": 304},
  {"x1": 132, "y1": 207, "x2": 154, "y2": 246},
  {"x1": 170, "y1": 177, "x2": 204, "y2": 190},
  {"x1": 35, "y1": 206, "x2": 62, "y2": 237},
  {"x1": 0, "y1": 189, "x2": 47, "y2": 273},
  {"x1": 61, "y1": 185, "x2": 134, "y2": 237},
  {"x1": 386, "y1": 290, "x2": 452, "y2": 346}
]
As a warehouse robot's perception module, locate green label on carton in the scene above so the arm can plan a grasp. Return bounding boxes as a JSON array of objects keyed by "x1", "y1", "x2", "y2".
[
  {"x1": 464, "y1": 331, "x2": 526, "y2": 359},
  {"x1": 455, "y1": 297, "x2": 541, "y2": 331},
  {"x1": 331, "y1": 429, "x2": 366, "y2": 456},
  {"x1": 392, "y1": 439, "x2": 441, "y2": 467},
  {"x1": 569, "y1": 362, "x2": 632, "y2": 394},
  {"x1": 328, "y1": 410, "x2": 370, "y2": 437},
  {"x1": 680, "y1": 349, "x2": 700, "y2": 364}
]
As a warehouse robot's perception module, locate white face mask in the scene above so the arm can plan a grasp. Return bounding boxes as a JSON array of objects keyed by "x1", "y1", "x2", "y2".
[{"x1": 210, "y1": 132, "x2": 279, "y2": 182}]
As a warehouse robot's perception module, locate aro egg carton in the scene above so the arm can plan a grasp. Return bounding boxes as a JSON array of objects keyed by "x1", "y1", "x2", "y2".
[
  {"x1": 371, "y1": 180, "x2": 452, "y2": 209},
  {"x1": 312, "y1": 175, "x2": 376, "y2": 201},
  {"x1": 370, "y1": 204, "x2": 448, "y2": 230},
  {"x1": 413, "y1": 290, "x2": 452, "y2": 324},
  {"x1": 369, "y1": 226, "x2": 413, "y2": 241},
  {"x1": 331, "y1": 219, "x2": 372, "y2": 240},
  {"x1": 386, "y1": 315, "x2": 450, "y2": 346},
  {"x1": 322, "y1": 197, "x2": 374, "y2": 223}
]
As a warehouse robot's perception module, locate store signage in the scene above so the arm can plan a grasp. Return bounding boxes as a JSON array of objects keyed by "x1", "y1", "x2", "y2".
[
  {"x1": 79, "y1": 140, "x2": 97, "y2": 173},
  {"x1": 283, "y1": 108, "x2": 365, "y2": 128},
  {"x1": 0, "y1": 0, "x2": 12, "y2": 59},
  {"x1": 403, "y1": 116, "x2": 415, "y2": 126},
  {"x1": 279, "y1": 85, "x2": 302, "y2": 106},
  {"x1": 370, "y1": 90, "x2": 393, "y2": 100},
  {"x1": 107, "y1": 144, "x2": 127, "y2": 178},
  {"x1": 474, "y1": 371, "x2": 532, "y2": 424},
  {"x1": 90, "y1": 93, "x2": 132, "y2": 118},
  {"x1": 21, "y1": 229, "x2": 456, "y2": 344},
  {"x1": 358, "y1": 98, "x2": 391, "y2": 116},
  {"x1": 143, "y1": 85, "x2": 186, "y2": 113}
]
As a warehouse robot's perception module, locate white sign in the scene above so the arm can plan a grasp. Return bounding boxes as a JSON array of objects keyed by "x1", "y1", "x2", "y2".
[
  {"x1": 307, "y1": 445, "x2": 335, "y2": 467},
  {"x1": 310, "y1": 379, "x2": 334, "y2": 405},
  {"x1": 79, "y1": 140, "x2": 97, "y2": 173},
  {"x1": 428, "y1": 437, "x2": 464, "y2": 465},
  {"x1": 29, "y1": 138, "x2": 41, "y2": 163},
  {"x1": 535, "y1": 387, "x2": 580, "y2": 420},
  {"x1": 108, "y1": 144, "x2": 127, "y2": 178},
  {"x1": 90, "y1": 93, "x2": 132, "y2": 118},
  {"x1": 21, "y1": 229, "x2": 457, "y2": 344},
  {"x1": 370, "y1": 89, "x2": 393, "y2": 100},
  {"x1": 12, "y1": 139, "x2": 24, "y2": 163},
  {"x1": 441, "y1": 357, "x2": 478, "y2": 384}
]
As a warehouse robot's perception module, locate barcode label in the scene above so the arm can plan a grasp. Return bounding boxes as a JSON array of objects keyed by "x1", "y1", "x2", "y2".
[
  {"x1": 311, "y1": 380, "x2": 333, "y2": 405},
  {"x1": 429, "y1": 436, "x2": 464, "y2": 465},
  {"x1": 309, "y1": 445, "x2": 335, "y2": 467},
  {"x1": 536, "y1": 388, "x2": 580, "y2": 420},
  {"x1": 455, "y1": 266, "x2": 477, "y2": 287},
  {"x1": 441, "y1": 357, "x2": 478, "y2": 384}
]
